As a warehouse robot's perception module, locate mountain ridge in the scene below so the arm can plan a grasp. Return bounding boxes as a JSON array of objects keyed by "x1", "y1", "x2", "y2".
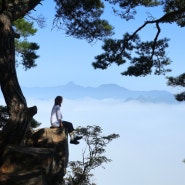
[{"x1": 20, "y1": 82, "x2": 179, "y2": 104}]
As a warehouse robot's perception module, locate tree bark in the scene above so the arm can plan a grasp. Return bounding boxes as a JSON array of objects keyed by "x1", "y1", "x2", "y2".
[{"x1": 0, "y1": 13, "x2": 37, "y2": 157}]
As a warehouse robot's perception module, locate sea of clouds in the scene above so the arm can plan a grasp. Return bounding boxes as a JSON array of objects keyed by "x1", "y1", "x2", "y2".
[{"x1": 1, "y1": 96, "x2": 185, "y2": 185}]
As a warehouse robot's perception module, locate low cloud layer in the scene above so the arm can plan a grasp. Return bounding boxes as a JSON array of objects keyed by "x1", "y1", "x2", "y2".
[{"x1": 1, "y1": 97, "x2": 185, "y2": 185}]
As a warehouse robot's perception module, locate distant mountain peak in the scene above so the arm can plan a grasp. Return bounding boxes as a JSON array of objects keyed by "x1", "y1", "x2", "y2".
[
  {"x1": 65, "y1": 81, "x2": 77, "y2": 86},
  {"x1": 19, "y1": 82, "x2": 180, "y2": 104},
  {"x1": 98, "y1": 83, "x2": 128, "y2": 91}
]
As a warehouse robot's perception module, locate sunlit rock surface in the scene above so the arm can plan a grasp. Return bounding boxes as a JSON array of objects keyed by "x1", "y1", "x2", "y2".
[{"x1": 0, "y1": 127, "x2": 68, "y2": 185}]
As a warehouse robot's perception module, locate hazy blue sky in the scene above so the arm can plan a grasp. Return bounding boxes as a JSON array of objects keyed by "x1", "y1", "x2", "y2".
[
  {"x1": 16, "y1": 1, "x2": 185, "y2": 94},
  {"x1": 11, "y1": 1, "x2": 185, "y2": 185}
]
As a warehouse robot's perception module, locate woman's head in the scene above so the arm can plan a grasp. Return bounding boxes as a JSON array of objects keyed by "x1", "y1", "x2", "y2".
[{"x1": 55, "y1": 96, "x2": 63, "y2": 105}]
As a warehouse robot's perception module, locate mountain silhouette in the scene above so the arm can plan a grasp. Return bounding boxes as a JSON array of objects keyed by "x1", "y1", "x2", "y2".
[{"x1": 21, "y1": 82, "x2": 179, "y2": 104}]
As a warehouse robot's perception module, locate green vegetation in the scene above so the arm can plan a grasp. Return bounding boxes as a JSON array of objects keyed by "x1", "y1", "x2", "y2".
[
  {"x1": 0, "y1": 1, "x2": 185, "y2": 183},
  {"x1": 65, "y1": 125, "x2": 119, "y2": 185}
]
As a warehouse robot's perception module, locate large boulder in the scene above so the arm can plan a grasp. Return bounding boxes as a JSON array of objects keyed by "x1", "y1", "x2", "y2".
[{"x1": 0, "y1": 127, "x2": 69, "y2": 185}]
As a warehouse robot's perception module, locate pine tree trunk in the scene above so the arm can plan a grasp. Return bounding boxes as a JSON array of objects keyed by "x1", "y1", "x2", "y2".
[{"x1": 0, "y1": 13, "x2": 37, "y2": 159}]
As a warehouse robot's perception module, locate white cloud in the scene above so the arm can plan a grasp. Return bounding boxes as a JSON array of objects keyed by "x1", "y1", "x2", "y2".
[
  {"x1": 28, "y1": 98, "x2": 185, "y2": 185},
  {"x1": 1, "y1": 97, "x2": 185, "y2": 185}
]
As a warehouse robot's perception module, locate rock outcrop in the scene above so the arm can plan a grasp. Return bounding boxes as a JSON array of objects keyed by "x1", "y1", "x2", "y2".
[{"x1": 0, "y1": 127, "x2": 68, "y2": 185}]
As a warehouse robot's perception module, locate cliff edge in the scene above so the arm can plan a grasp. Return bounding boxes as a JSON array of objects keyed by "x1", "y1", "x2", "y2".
[{"x1": 0, "y1": 127, "x2": 68, "y2": 185}]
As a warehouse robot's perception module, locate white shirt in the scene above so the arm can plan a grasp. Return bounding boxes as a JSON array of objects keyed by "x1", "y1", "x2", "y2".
[{"x1": 50, "y1": 105, "x2": 63, "y2": 127}]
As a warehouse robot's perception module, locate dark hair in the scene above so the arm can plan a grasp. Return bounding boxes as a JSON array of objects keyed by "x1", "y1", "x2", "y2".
[{"x1": 55, "y1": 96, "x2": 63, "y2": 105}]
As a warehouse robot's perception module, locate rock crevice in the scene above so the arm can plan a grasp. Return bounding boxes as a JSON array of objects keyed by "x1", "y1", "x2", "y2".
[{"x1": 0, "y1": 127, "x2": 68, "y2": 185}]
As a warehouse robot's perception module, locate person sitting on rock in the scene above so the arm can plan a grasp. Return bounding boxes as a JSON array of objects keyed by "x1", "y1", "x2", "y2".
[{"x1": 50, "y1": 95, "x2": 82, "y2": 145}]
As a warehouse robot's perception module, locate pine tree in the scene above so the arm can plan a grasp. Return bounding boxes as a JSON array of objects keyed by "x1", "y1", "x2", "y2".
[
  {"x1": 65, "y1": 125, "x2": 119, "y2": 185},
  {"x1": 0, "y1": 0, "x2": 185, "y2": 171},
  {"x1": 0, "y1": 0, "x2": 113, "y2": 149}
]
